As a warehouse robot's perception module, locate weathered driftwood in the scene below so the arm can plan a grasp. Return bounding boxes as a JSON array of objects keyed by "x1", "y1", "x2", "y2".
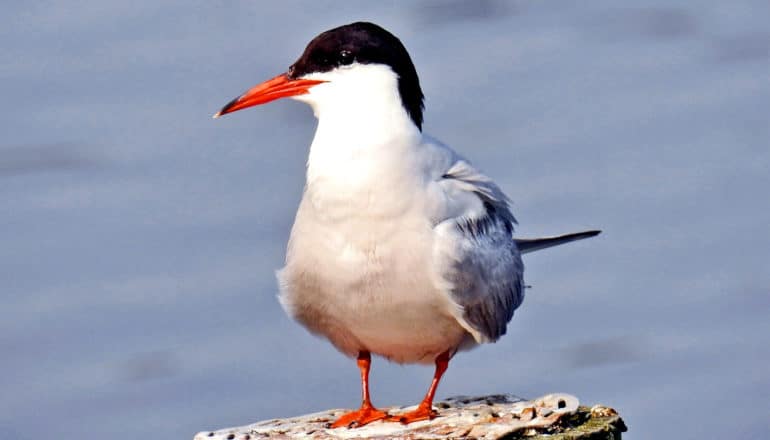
[{"x1": 194, "y1": 393, "x2": 626, "y2": 439}]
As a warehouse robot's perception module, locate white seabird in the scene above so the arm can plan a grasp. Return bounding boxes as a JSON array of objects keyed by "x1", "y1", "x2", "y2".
[{"x1": 214, "y1": 21, "x2": 600, "y2": 428}]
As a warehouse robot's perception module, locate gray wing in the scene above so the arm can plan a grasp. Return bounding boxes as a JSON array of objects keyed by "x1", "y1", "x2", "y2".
[{"x1": 432, "y1": 160, "x2": 525, "y2": 344}]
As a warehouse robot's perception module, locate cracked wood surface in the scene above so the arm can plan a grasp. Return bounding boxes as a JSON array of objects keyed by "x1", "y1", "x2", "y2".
[{"x1": 194, "y1": 393, "x2": 627, "y2": 439}]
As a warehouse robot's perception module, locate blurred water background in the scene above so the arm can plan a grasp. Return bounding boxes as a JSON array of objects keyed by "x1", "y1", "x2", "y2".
[{"x1": 2, "y1": 1, "x2": 769, "y2": 439}]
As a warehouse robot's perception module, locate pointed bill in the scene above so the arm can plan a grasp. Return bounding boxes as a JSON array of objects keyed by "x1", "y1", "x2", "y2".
[{"x1": 213, "y1": 74, "x2": 326, "y2": 118}]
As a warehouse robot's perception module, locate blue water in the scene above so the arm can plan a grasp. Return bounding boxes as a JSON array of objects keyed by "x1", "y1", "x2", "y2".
[{"x1": 2, "y1": 1, "x2": 769, "y2": 439}]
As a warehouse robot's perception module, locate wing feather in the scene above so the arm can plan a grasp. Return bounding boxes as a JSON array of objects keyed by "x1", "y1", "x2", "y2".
[{"x1": 432, "y1": 159, "x2": 524, "y2": 343}]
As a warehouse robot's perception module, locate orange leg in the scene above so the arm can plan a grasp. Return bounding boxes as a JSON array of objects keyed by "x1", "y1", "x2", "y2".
[
  {"x1": 390, "y1": 350, "x2": 450, "y2": 424},
  {"x1": 330, "y1": 351, "x2": 389, "y2": 428}
]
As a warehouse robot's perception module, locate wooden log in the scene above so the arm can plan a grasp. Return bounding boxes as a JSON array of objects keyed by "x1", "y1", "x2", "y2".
[{"x1": 194, "y1": 393, "x2": 627, "y2": 439}]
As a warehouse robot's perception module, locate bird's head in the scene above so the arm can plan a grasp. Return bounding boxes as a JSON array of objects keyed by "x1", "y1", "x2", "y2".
[{"x1": 214, "y1": 22, "x2": 425, "y2": 131}]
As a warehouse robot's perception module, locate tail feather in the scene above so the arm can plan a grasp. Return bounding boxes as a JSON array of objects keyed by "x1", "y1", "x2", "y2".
[{"x1": 515, "y1": 230, "x2": 601, "y2": 254}]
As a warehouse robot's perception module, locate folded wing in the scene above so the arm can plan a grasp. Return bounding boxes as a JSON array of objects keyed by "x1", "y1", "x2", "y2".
[{"x1": 432, "y1": 159, "x2": 524, "y2": 344}]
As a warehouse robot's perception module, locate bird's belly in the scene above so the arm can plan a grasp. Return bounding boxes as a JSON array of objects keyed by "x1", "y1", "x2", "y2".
[{"x1": 278, "y1": 219, "x2": 467, "y2": 364}]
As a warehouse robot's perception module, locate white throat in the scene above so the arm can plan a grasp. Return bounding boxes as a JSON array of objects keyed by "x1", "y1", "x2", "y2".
[
  {"x1": 290, "y1": 63, "x2": 425, "y2": 219},
  {"x1": 292, "y1": 64, "x2": 422, "y2": 180}
]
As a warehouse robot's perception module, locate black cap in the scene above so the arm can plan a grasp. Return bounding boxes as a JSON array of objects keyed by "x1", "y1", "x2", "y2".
[{"x1": 288, "y1": 22, "x2": 425, "y2": 130}]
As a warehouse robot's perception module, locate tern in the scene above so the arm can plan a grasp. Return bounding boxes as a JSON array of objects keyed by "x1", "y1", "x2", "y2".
[{"x1": 214, "y1": 22, "x2": 600, "y2": 428}]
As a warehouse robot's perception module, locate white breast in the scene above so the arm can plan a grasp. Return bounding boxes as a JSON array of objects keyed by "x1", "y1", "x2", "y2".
[
  {"x1": 278, "y1": 140, "x2": 468, "y2": 363},
  {"x1": 277, "y1": 63, "x2": 473, "y2": 363}
]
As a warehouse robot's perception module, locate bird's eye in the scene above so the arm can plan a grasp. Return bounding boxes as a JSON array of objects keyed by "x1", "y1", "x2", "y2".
[{"x1": 339, "y1": 50, "x2": 354, "y2": 65}]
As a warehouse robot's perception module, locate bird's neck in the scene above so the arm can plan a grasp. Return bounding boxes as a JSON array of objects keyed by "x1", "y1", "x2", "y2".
[
  {"x1": 304, "y1": 90, "x2": 422, "y2": 185},
  {"x1": 306, "y1": 114, "x2": 421, "y2": 189},
  {"x1": 300, "y1": 105, "x2": 422, "y2": 228}
]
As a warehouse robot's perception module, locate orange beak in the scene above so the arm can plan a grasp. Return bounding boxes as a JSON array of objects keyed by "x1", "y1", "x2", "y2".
[{"x1": 213, "y1": 73, "x2": 326, "y2": 118}]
